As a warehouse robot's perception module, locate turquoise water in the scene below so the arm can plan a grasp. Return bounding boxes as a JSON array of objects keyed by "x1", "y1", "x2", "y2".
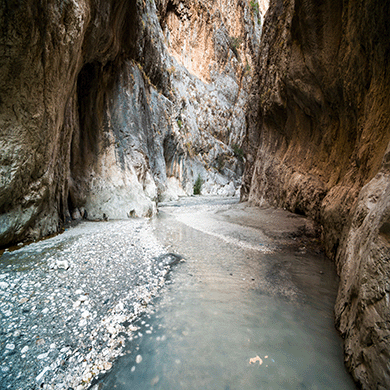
[{"x1": 96, "y1": 197, "x2": 356, "y2": 390}]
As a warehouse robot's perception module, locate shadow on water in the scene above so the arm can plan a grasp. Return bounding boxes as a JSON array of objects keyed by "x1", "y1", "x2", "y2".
[{"x1": 95, "y1": 197, "x2": 356, "y2": 390}]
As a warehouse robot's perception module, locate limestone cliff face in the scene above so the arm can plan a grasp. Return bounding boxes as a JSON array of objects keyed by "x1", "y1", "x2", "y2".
[
  {"x1": 0, "y1": 0, "x2": 264, "y2": 247},
  {"x1": 155, "y1": 0, "x2": 265, "y2": 199},
  {"x1": 243, "y1": 0, "x2": 390, "y2": 387}
]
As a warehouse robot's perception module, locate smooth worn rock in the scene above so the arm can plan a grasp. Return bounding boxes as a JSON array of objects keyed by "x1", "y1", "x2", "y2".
[
  {"x1": 243, "y1": 0, "x2": 390, "y2": 388},
  {"x1": 0, "y1": 0, "x2": 265, "y2": 247}
]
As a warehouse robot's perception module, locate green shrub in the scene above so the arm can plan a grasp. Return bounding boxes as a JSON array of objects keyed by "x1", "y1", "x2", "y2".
[
  {"x1": 193, "y1": 174, "x2": 203, "y2": 195},
  {"x1": 229, "y1": 36, "x2": 242, "y2": 59},
  {"x1": 232, "y1": 144, "x2": 244, "y2": 161},
  {"x1": 249, "y1": 0, "x2": 261, "y2": 24},
  {"x1": 177, "y1": 119, "x2": 182, "y2": 128},
  {"x1": 250, "y1": 0, "x2": 259, "y2": 14}
]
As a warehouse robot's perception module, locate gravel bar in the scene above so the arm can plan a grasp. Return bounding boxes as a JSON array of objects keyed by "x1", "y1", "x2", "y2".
[{"x1": 0, "y1": 219, "x2": 177, "y2": 390}]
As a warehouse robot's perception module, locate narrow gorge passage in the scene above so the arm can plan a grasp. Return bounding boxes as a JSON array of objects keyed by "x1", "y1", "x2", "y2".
[{"x1": 96, "y1": 197, "x2": 356, "y2": 390}]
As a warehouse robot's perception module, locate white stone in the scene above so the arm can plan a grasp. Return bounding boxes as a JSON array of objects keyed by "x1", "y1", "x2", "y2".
[
  {"x1": 37, "y1": 352, "x2": 49, "y2": 360},
  {"x1": 36, "y1": 367, "x2": 50, "y2": 382},
  {"x1": 0, "y1": 281, "x2": 9, "y2": 289},
  {"x1": 136, "y1": 354, "x2": 142, "y2": 364},
  {"x1": 56, "y1": 260, "x2": 69, "y2": 270},
  {"x1": 5, "y1": 343, "x2": 15, "y2": 350},
  {"x1": 79, "y1": 319, "x2": 87, "y2": 327}
]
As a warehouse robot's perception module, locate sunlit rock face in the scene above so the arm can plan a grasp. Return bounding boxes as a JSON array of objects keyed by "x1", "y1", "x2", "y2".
[
  {"x1": 243, "y1": 0, "x2": 390, "y2": 387},
  {"x1": 0, "y1": 0, "x2": 267, "y2": 246},
  {"x1": 155, "y1": 0, "x2": 266, "y2": 200}
]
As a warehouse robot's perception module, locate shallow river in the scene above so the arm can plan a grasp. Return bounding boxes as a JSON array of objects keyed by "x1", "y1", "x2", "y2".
[{"x1": 96, "y1": 197, "x2": 356, "y2": 390}]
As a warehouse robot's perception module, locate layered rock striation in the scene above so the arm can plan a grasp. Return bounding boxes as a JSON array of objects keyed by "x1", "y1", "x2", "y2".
[
  {"x1": 243, "y1": 0, "x2": 390, "y2": 388},
  {"x1": 0, "y1": 0, "x2": 265, "y2": 247}
]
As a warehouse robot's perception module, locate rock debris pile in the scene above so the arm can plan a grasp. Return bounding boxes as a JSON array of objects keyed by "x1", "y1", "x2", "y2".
[{"x1": 0, "y1": 220, "x2": 177, "y2": 390}]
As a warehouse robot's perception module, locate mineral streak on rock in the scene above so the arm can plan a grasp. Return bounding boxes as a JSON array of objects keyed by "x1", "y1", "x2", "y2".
[{"x1": 243, "y1": 0, "x2": 390, "y2": 387}]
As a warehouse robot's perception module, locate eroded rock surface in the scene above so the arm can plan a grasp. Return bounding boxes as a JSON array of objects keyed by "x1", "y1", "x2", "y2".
[
  {"x1": 0, "y1": 0, "x2": 266, "y2": 247},
  {"x1": 243, "y1": 0, "x2": 390, "y2": 387}
]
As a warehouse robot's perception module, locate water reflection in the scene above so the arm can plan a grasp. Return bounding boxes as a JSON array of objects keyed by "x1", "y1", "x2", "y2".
[{"x1": 97, "y1": 197, "x2": 355, "y2": 390}]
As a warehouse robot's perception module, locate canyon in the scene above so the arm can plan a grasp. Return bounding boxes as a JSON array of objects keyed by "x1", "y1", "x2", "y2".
[
  {"x1": 1, "y1": 0, "x2": 389, "y2": 389},
  {"x1": 0, "y1": 0, "x2": 264, "y2": 246}
]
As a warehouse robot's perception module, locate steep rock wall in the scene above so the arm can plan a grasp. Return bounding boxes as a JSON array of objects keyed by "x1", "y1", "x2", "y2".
[
  {"x1": 243, "y1": 0, "x2": 390, "y2": 388},
  {"x1": 155, "y1": 0, "x2": 265, "y2": 199},
  {"x1": 0, "y1": 0, "x2": 265, "y2": 247}
]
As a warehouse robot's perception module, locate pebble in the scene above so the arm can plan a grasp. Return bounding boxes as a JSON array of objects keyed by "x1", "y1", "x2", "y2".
[
  {"x1": 136, "y1": 354, "x2": 143, "y2": 364},
  {"x1": 0, "y1": 281, "x2": 9, "y2": 289},
  {"x1": 21, "y1": 346, "x2": 29, "y2": 353},
  {"x1": 151, "y1": 376, "x2": 159, "y2": 386},
  {"x1": 36, "y1": 367, "x2": 50, "y2": 381},
  {"x1": 57, "y1": 260, "x2": 70, "y2": 270},
  {"x1": 81, "y1": 310, "x2": 91, "y2": 318},
  {"x1": 5, "y1": 343, "x2": 15, "y2": 350}
]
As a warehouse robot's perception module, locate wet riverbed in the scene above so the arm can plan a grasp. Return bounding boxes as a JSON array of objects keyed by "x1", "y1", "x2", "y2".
[{"x1": 95, "y1": 197, "x2": 356, "y2": 390}]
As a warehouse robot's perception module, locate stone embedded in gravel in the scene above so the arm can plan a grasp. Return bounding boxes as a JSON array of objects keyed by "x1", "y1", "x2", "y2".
[
  {"x1": 136, "y1": 354, "x2": 142, "y2": 364},
  {"x1": 37, "y1": 352, "x2": 49, "y2": 360},
  {"x1": 0, "y1": 281, "x2": 9, "y2": 289},
  {"x1": 57, "y1": 260, "x2": 70, "y2": 270},
  {"x1": 36, "y1": 367, "x2": 50, "y2": 382},
  {"x1": 81, "y1": 310, "x2": 91, "y2": 318}
]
